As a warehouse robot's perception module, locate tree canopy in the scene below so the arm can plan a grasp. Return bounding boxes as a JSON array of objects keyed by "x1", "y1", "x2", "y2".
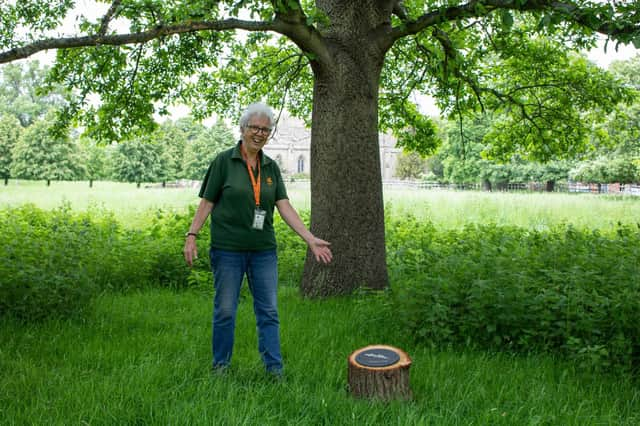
[
  {"x1": 11, "y1": 114, "x2": 84, "y2": 182},
  {"x1": 1, "y1": 1, "x2": 637, "y2": 155},
  {"x1": 0, "y1": 114, "x2": 22, "y2": 182}
]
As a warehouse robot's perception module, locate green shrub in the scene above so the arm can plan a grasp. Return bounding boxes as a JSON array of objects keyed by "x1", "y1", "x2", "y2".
[
  {"x1": 274, "y1": 213, "x2": 307, "y2": 286},
  {"x1": 384, "y1": 216, "x2": 640, "y2": 373},
  {"x1": 0, "y1": 204, "x2": 100, "y2": 321},
  {"x1": 0, "y1": 205, "x2": 207, "y2": 321}
]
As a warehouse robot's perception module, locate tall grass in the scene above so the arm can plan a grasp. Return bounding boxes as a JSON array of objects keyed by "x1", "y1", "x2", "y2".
[
  {"x1": 2, "y1": 180, "x2": 638, "y2": 229},
  {"x1": 384, "y1": 188, "x2": 640, "y2": 230},
  {"x1": 1, "y1": 288, "x2": 638, "y2": 424},
  {"x1": 0, "y1": 180, "x2": 198, "y2": 228}
]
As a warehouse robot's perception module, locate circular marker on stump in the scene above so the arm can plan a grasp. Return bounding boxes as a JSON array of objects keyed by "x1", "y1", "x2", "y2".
[{"x1": 355, "y1": 347, "x2": 401, "y2": 367}]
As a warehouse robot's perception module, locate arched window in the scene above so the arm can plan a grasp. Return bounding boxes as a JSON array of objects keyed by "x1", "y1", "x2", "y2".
[{"x1": 297, "y1": 155, "x2": 305, "y2": 173}]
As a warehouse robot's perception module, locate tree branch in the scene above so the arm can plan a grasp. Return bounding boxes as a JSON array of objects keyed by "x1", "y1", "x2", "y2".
[
  {"x1": 122, "y1": 44, "x2": 144, "y2": 109},
  {"x1": 98, "y1": 0, "x2": 122, "y2": 36},
  {"x1": 392, "y1": 0, "x2": 409, "y2": 21},
  {"x1": 1, "y1": 12, "x2": 332, "y2": 68},
  {"x1": 0, "y1": 19, "x2": 276, "y2": 64},
  {"x1": 392, "y1": 0, "x2": 640, "y2": 41},
  {"x1": 270, "y1": 0, "x2": 306, "y2": 24},
  {"x1": 273, "y1": 54, "x2": 306, "y2": 127}
]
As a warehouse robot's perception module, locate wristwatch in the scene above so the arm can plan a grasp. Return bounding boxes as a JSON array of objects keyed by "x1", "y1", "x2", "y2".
[{"x1": 185, "y1": 232, "x2": 198, "y2": 238}]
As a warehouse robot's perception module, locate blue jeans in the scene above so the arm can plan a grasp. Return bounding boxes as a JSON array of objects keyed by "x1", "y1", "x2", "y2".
[{"x1": 209, "y1": 248, "x2": 282, "y2": 373}]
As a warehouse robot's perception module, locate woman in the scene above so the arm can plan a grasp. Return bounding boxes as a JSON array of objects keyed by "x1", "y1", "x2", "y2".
[{"x1": 183, "y1": 102, "x2": 332, "y2": 377}]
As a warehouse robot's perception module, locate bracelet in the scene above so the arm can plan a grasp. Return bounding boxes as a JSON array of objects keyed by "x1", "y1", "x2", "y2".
[{"x1": 185, "y1": 232, "x2": 198, "y2": 238}]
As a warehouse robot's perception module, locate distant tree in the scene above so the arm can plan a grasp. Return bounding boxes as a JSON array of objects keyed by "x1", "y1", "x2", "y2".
[
  {"x1": 523, "y1": 160, "x2": 573, "y2": 191},
  {"x1": 479, "y1": 163, "x2": 512, "y2": 191},
  {"x1": 154, "y1": 120, "x2": 188, "y2": 184},
  {"x1": 174, "y1": 117, "x2": 208, "y2": 142},
  {"x1": 441, "y1": 116, "x2": 573, "y2": 190},
  {"x1": 182, "y1": 122, "x2": 234, "y2": 180},
  {"x1": 441, "y1": 115, "x2": 490, "y2": 185},
  {"x1": 424, "y1": 155, "x2": 445, "y2": 181},
  {"x1": 78, "y1": 137, "x2": 109, "y2": 187},
  {"x1": 571, "y1": 157, "x2": 639, "y2": 184},
  {"x1": 606, "y1": 157, "x2": 640, "y2": 183},
  {"x1": 578, "y1": 56, "x2": 640, "y2": 159},
  {"x1": 111, "y1": 136, "x2": 163, "y2": 187},
  {"x1": 569, "y1": 158, "x2": 608, "y2": 184},
  {"x1": 0, "y1": 61, "x2": 68, "y2": 127},
  {"x1": 10, "y1": 117, "x2": 83, "y2": 185},
  {"x1": 609, "y1": 55, "x2": 640, "y2": 88},
  {"x1": 0, "y1": 114, "x2": 22, "y2": 184},
  {"x1": 396, "y1": 151, "x2": 427, "y2": 180}
]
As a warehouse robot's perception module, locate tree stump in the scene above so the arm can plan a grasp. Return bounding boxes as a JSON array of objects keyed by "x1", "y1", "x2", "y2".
[{"x1": 348, "y1": 345, "x2": 412, "y2": 401}]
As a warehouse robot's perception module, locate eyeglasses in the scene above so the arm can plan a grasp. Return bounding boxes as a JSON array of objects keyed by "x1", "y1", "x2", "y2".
[{"x1": 246, "y1": 125, "x2": 272, "y2": 135}]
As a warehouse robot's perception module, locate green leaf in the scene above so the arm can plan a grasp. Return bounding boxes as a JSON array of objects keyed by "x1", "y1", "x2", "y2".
[{"x1": 500, "y1": 10, "x2": 514, "y2": 31}]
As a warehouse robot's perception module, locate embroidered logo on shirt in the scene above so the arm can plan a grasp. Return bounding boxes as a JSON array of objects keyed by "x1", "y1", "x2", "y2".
[{"x1": 266, "y1": 176, "x2": 273, "y2": 186}]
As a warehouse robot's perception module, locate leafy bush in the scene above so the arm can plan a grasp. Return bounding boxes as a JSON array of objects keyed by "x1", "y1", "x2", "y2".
[
  {"x1": 0, "y1": 205, "x2": 203, "y2": 321},
  {"x1": 385, "y1": 216, "x2": 640, "y2": 373},
  {"x1": 0, "y1": 204, "x2": 100, "y2": 321},
  {"x1": 274, "y1": 212, "x2": 308, "y2": 286}
]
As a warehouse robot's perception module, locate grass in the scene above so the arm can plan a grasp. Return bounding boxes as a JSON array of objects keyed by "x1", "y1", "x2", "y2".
[
  {"x1": 1, "y1": 179, "x2": 639, "y2": 230},
  {"x1": 2, "y1": 180, "x2": 639, "y2": 424},
  {"x1": 1, "y1": 287, "x2": 638, "y2": 425},
  {"x1": 384, "y1": 187, "x2": 640, "y2": 230},
  {"x1": 0, "y1": 180, "x2": 198, "y2": 228}
]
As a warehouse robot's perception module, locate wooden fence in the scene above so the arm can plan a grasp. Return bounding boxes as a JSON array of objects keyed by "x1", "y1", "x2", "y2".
[{"x1": 382, "y1": 180, "x2": 640, "y2": 196}]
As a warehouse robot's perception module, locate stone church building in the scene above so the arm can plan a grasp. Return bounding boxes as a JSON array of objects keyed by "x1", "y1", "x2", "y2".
[{"x1": 262, "y1": 113, "x2": 401, "y2": 181}]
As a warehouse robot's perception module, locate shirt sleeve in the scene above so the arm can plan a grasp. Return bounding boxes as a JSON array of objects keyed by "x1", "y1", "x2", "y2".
[{"x1": 198, "y1": 155, "x2": 225, "y2": 202}]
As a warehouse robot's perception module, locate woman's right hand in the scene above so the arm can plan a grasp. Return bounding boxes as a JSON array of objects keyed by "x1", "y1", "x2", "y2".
[{"x1": 183, "y1": 235, "x2": 198, "y2": 267}]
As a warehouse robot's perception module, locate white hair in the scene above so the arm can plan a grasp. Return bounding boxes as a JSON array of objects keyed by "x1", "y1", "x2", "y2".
[{"x1": 239, "y1": 102, "x2": 275, "y2": 129}]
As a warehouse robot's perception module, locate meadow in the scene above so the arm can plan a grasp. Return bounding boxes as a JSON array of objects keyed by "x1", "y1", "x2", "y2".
[
  {"x1": 1, "y1": 180, "x2": 639, "y2": 425},
  {"x1": 2, "y1": 179, "x2": 639, "y2": 229}
]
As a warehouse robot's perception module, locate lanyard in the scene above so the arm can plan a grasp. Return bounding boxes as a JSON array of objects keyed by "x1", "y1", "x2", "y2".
[{"x1": 241, "y1": 143, "x2": 261, "y2": 206}]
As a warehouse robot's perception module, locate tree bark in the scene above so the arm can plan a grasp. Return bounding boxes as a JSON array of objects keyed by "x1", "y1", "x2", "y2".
[{"x1": 301, "y1": 29, "x2": 389, "y2": 297}]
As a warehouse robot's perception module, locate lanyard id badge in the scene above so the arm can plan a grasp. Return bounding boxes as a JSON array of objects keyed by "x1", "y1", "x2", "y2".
[
  {"x1": 252, "y1": 208, "x2": 266, "y2": 230},
  {"x1": 241, "y1": 143, "x2": 266, "y2": 231}
]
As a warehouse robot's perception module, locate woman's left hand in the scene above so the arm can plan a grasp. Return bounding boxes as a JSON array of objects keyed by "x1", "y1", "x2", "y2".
[{"x1": 308, "y1": 237, "x2": 333, "y2": 264}]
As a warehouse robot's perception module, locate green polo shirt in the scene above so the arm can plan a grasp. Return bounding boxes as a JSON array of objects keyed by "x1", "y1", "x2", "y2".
[{"x1": 199, "y1": 141, "x2": 288, "y2": 251}]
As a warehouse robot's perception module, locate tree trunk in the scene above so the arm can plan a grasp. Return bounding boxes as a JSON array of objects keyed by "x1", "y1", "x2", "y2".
[
  {"x1": 545, "y1": 180, "x2": 555, "y2": 192},
  {"x1": 136, "y1": 181, "x2": 141, "y2": 188},
  {"x1": 348, "y1": 345, "x2": 413, "y2": 401},
  {"x1": 3, "y1": 177, "x2": 7, "y2": 185},
  {"x1": 482, "y1": 179, "x2": 492, "y2": 191},
  {"x1": 46, "y1": 179, "x2": 50, "y2": 186},
  {"x1": 301, "y1": 25, "x2": 389, "y2": 297},
  {"x1": 89, "y1": 179, "x2": 93, "y2": 188}
]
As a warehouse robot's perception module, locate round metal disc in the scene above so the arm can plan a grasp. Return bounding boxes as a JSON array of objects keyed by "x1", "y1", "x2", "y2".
[{"x1": 355, "y1": 348, "x2": 400, "y2": 367}]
